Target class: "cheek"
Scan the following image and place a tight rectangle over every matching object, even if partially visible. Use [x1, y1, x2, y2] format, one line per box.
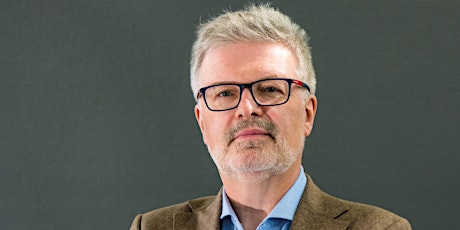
[270, 106, 306, 139]
[201, 113, 230, 146]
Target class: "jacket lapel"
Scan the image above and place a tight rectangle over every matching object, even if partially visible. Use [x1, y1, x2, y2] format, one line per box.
[173, 190, 222, 230]
[290, 174, 350, 230]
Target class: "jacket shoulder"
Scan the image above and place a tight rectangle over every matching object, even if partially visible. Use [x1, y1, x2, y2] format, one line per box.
[129, 196, 217, 230]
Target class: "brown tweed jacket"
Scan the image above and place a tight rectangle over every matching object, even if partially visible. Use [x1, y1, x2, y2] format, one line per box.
[130, 174, 411, 229]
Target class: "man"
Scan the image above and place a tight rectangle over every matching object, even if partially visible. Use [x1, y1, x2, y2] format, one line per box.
[131, 4, 411, 230]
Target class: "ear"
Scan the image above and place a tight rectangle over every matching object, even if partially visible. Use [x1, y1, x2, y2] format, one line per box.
[194, 102, 205, 137]
[194, 104, 205, 134]
[304, 95, 317, 137]
[195, 104, 209, 145]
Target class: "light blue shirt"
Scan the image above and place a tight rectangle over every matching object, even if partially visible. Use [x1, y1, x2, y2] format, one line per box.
[220, 167, 307, 230]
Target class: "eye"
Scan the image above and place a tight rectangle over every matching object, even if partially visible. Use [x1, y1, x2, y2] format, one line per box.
[218, 90, 233, 97]
[260, 85, 284, 94]
[263, 86, 279, 93]
[214, 87, 238, 98]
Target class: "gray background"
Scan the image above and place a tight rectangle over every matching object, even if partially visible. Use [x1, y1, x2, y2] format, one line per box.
[1, 0, 458, 229]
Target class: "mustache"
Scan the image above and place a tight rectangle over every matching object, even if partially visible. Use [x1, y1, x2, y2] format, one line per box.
[226, 118, 278, 144]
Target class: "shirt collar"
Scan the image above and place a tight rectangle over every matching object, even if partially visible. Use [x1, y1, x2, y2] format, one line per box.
[220, 166, 307, 221]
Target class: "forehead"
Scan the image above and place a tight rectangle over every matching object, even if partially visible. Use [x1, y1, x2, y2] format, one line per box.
[199, 42, 298, 86]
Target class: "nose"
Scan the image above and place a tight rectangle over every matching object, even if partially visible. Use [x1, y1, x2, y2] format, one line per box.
[235, 88, 263, 118]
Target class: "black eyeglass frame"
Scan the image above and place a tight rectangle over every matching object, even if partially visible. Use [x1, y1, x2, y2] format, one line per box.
[196, 78, 311, 112]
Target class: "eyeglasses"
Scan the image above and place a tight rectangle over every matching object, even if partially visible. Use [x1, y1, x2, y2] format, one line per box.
[197, 78, 310, 111]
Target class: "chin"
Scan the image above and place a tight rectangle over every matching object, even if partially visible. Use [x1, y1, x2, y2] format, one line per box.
[219, 160, 294, 184]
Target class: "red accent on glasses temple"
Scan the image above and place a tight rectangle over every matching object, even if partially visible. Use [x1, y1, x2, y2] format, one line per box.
[292, 79, 305, 86]
[291, 79, 311, 92]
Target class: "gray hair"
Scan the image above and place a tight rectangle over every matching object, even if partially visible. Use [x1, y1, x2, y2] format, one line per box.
[190, 4, 316, 99]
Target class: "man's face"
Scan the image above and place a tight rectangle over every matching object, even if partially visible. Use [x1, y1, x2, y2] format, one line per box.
[194, 42, 317, 182]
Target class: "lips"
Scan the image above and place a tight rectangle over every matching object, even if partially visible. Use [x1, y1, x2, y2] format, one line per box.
[226, 119, 278, 146]
[233, 128, 271, 141]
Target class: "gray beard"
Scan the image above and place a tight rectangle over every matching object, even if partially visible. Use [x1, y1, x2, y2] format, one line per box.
[208, 118, 305, 183]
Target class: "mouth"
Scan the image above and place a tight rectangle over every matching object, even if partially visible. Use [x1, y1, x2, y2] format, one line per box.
[225, 119, 278, 146]
[230, 128, 274, 144]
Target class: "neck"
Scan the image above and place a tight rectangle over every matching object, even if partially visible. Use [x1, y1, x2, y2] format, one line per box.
[221, 163, 301, 229]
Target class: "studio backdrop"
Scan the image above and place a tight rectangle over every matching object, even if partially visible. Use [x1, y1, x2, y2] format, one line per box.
[1, 0, 458, 229]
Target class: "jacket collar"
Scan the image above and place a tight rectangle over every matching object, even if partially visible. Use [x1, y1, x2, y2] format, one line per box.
[172, 174, 351, 229]
[173, 190, 222, 230]
[290, 174, 350, 229]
